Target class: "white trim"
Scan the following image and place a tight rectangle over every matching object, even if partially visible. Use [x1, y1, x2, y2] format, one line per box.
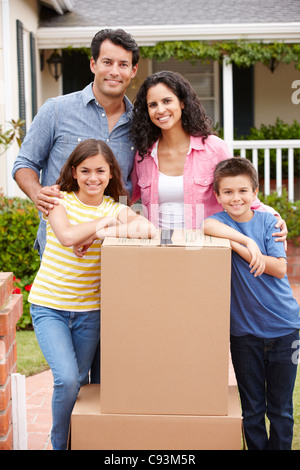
[11, 373, 28, 450]
[222, 60, 234, 155]
[1, 0, 15, 197]
[49, 0, 64, 14]
[41, 0, 74, 15]
[213, 61, 220, 126]
[232, 140, 300, 149]
[36, 22, 300, 49]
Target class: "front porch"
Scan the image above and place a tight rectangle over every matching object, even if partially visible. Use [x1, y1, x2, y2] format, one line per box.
[222, 60, 300, 202]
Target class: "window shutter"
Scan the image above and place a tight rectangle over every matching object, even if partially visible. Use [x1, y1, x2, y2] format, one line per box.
[16, 19, 26, 136]
[30, 32, 38, 119]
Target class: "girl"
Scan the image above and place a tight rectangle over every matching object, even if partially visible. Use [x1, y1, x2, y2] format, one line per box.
[130, 70, 287, 238]
[29, 139, 157, 450]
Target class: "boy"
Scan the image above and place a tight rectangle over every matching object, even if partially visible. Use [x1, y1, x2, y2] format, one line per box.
[204, 157, 300, 450]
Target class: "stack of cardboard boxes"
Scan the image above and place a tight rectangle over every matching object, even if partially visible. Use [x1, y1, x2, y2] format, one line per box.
[70, 230, 242, 450]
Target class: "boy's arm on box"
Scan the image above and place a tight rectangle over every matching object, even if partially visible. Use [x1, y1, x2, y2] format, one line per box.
[230, 241, 287, 279]
[203, 218, 265, 277]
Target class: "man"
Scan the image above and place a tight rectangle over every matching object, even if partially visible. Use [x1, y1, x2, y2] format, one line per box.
[12, 28, 139, 256]
[12, 28, 139, 384]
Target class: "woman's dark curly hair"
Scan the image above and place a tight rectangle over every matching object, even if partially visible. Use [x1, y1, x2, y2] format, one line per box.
[130, 70, 214, 161]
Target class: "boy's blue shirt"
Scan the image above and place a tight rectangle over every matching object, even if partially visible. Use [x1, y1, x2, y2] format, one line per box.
[208, 210, 300, 338]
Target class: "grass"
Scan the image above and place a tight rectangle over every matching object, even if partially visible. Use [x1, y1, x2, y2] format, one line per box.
[293, 369, 300, 450]
[16, 329, 300, 450]
[16, 329, 49, 377]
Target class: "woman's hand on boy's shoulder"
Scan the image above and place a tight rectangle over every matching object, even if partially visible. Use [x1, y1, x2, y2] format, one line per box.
[272, 215, 288, 251]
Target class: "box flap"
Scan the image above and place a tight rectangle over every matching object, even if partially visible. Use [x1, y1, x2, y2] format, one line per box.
[102, 229, 230, 248]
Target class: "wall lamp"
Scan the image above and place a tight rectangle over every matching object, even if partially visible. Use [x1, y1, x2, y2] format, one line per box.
[47, 50, 64, 80]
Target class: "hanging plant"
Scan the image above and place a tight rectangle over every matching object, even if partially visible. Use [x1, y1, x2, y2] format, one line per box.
[63, 41, 300, 70]
[139, 41, 300, 70]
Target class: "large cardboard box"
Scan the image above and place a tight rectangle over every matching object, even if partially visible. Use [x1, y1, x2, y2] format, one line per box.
[70, 384, 242, 450]
[100, 230, 231, 416]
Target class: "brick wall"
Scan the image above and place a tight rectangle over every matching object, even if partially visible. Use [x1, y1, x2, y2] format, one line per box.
[0, 273, 23, 450]
[287, 240, 300, 285]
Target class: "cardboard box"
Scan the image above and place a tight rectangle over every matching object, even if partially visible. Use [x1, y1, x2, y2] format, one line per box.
[70, 384, 242, 450]
[100, 230, 231, 416]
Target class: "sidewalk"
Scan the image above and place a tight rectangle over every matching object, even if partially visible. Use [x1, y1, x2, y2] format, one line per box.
[25, 284, 300, 451]
[26, 369, 53, 450]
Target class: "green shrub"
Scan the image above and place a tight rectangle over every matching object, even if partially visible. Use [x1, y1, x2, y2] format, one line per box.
[0, 193, 40, 328]
[258, 188, 300, 244]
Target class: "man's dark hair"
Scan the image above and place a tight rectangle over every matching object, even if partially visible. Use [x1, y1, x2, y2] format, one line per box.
[91, 28, 140, 67]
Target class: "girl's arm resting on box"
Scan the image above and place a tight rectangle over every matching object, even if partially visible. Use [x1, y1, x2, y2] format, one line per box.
[230, 241, 287, 279]
[48, 203, 101, 247]
[203, 218, 265, 277]
[72, 216, 121, 257]
[96, 206, 159, 240]
[72, 208, 159, 258]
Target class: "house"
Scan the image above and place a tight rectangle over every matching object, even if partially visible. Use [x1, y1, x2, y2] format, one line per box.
[1, 0, 300, 198]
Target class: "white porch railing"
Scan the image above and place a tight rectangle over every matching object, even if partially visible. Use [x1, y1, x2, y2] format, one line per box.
[232, 140, 300, 202]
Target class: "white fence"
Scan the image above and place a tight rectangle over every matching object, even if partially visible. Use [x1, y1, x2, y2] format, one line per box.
[232, 140, 300, 202]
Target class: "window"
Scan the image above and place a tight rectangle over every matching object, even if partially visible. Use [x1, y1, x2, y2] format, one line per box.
[153, 58, 219, 124]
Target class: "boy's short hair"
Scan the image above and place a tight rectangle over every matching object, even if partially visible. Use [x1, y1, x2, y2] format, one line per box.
[213, 157, 259, 194]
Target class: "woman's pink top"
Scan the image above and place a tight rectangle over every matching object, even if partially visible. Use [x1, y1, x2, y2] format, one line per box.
[131, 135, 270, 228]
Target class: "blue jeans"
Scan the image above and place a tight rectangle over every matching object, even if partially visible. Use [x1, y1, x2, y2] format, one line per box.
[30, 304, 100, 450]
[230, 330, 299, 450]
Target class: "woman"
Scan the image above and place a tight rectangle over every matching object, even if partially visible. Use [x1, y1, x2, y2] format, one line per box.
[130, 71, 287, 237]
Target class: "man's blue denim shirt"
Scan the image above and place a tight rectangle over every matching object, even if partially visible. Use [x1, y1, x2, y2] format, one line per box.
[12, 83, 136, 256]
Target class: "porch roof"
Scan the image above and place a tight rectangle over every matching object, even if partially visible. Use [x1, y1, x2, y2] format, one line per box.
[37, 0, 300, 48]
[39, 0, 300, 27]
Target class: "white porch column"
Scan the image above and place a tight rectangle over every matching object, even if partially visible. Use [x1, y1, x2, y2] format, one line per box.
[222, 58, 234, 155]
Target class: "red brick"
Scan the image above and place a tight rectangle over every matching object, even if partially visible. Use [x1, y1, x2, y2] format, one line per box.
[288, 275, 300, 284]
[0, 423, 13, 450]
[286, 240, 300, 285]
[287, 256, 300, 266]
[0, 329, 15, 353]
[0, 272, 24, 451]
[0, 273, 13, 308]
[0, 400, 11, 437]
[288, 245, 300, 257]
[0, 377, 11, 411]
[295, 266, 300, 276]
[287, 264, 294, 276]
[0, 343, 15, 386]
[0, 294, 23, 336]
